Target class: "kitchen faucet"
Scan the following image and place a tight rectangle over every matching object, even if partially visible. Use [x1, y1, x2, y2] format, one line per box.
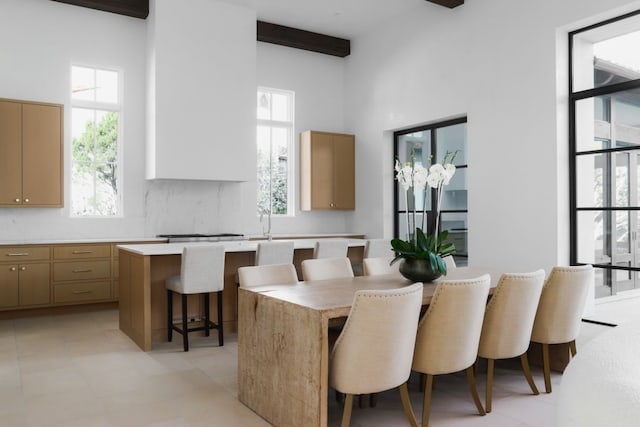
[259, 206, 272, 241]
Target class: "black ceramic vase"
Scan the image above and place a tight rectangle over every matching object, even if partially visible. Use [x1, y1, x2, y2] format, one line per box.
[399, 258, 443, 283]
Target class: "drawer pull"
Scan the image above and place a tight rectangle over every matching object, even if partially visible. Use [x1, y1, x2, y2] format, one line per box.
[72, 250, 94, 254]
[6, 253, 29, 257]
[72, 269, 92, 273]
[72, 290, 92, 294]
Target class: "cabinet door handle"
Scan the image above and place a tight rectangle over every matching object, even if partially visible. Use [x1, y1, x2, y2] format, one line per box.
[24, 198, 30, 203]
[6, 253, 29, 257]
[72, 269, 92, 273]
[72, 290, 92, 294]
[9, 267, 16, 272]
[20, 267, 26, 271]
[14, 198, 20, 203]
[72, 250, 93, 254]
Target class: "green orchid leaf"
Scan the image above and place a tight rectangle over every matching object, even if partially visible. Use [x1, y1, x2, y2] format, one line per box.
[416, 228, 429, 252]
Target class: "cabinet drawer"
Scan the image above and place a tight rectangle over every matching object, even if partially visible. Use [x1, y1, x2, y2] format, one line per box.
[0, 246, 50, 261]
[54, 245, 110, 260]
[54, 281, 111, 303]
[53, 260, 110, 282]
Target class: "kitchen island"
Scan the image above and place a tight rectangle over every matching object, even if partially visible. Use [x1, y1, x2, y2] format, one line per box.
[117, 238, 365, 351]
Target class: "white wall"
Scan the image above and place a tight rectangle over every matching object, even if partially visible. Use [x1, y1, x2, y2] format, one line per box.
[4, 0, 640, 252]
[345, 0, 640, 271]
[0, 0, 354, 241]
[0, 0, 148, 240]
[255, 42, 353, 236]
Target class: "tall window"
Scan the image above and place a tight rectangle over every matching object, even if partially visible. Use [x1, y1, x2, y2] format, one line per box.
[570, 11, 640, 298]
[70, 65, 121, 217]
[257, 87, 294, 217]
[393, 118, 468, 266]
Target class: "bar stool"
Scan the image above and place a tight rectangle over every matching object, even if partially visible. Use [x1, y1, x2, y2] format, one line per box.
[313, 238, 349, 259]
[255, 240, 294, 265]
[166, 244, 225, 352]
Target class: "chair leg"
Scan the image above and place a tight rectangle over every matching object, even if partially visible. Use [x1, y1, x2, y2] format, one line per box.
[399, 382, 418, 427]
[520, 353, 539, 395]
[217, 290, 224, 346]
[569, 340, 577, 357]
[369, 392, 378, 407]
[341, 393, 353, 427]
[466, 366, 485, 416]
[485, 358, 494, 413]
[422, 374, 434, 427]
[542, 343, 551, 393]
[167, 289, 173, 342]
[204, 293, 210, 337]
[359, 394, 367, 408]
[181, 294, 189, 352]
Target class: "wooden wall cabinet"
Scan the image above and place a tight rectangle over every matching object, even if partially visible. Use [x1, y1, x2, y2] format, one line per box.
[0, 98, 63, 207]
[300, 130, 355, 211]
[0, 246, 50, 308]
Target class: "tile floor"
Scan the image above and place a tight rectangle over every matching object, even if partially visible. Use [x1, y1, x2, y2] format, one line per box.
[0, 296, 637, 427]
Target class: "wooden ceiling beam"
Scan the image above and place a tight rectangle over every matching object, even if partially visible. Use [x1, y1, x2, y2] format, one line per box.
[50, 0, 149, 19]
[257, 21, 350, 58]
[426, 0, 464, 8]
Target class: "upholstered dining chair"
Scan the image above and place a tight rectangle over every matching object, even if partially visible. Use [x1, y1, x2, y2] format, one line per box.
[362, 256, 400, 276]
[412, 274, 491, 427]
[530, 265, 593, 393]
[313, 238, 349, 259]
[237, 263, 298, 288]
[255, 240, 294, 266]
[363, 238, 392, 258]
[330, 282, 424, 427]
[301, 257, 354, 281]
[477, 270, 545, 412]
[165, 244, 225, 352]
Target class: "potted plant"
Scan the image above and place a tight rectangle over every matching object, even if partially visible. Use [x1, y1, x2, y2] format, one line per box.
[391, 150, 458, 282]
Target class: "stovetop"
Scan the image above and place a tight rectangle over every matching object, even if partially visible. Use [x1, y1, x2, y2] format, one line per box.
[157, 233, 246, 242]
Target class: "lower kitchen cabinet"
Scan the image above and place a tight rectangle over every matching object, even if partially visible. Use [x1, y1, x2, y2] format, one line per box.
[52, 244, 121, 306]
[0, 246, 50, 308]
[0, 240, 162, 312]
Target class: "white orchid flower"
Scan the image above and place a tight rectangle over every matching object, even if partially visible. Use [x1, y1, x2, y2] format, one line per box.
[413, 164, 429, 191]
[395, 160, 413, 191]
[443, 163, 456, 185]
[426, 164, 444, 188]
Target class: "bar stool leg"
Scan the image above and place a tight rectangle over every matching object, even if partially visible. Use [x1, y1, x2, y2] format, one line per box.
[217, 290, 224, 346]
[204, 293, 211, 337]
[167, 290, 173, 342]
[182, 294, 189, 352]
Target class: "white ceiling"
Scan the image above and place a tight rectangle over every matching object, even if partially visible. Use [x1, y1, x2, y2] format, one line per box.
[219, 0, 431, 39]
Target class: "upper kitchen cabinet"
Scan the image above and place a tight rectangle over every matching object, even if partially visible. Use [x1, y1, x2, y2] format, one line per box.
[300, 130, 355, 211]
[145, 0, 256, 181]
[0, 99, 63, 207]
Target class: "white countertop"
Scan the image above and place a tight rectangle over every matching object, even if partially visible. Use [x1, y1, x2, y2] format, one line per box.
[0, 237, 167, 246]
[118, 238, 366, 256]
[246, 232, 365, 240]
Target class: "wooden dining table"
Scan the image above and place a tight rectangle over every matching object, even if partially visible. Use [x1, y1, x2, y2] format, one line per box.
[237, 266, 501, 427]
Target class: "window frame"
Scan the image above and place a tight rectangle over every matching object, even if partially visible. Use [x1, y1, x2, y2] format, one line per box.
[70, 64, 123, 218]
[256, 86, 295, 217]
[393, 117, 469, 263]
[569, 10, 640, 297]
